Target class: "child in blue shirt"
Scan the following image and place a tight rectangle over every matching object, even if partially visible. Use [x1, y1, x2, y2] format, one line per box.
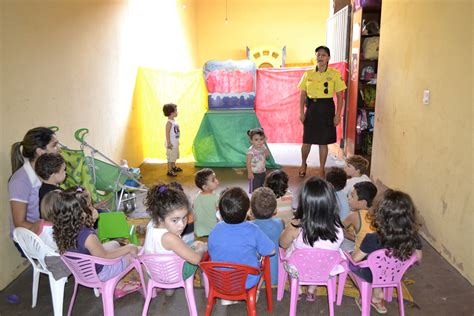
[326, 167, 350, 220]
[209, 187, 275, 290]
[250, 187, 284, 286]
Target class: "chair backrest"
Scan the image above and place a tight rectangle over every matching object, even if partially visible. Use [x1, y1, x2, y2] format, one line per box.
[199, 261, 260, 295]
[367, 249, 417, 286]
[61, 252, 119, 288]
[139, 253, 185, 284]
[287, 248, 341, 283]
[13, 227, 57, 271]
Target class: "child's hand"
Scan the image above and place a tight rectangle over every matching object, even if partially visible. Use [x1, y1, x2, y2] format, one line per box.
[192, 241, 208, 252]
[167, 143, 173, 149]
[248, 172, 254, 180]
[128, 244, 139, 256]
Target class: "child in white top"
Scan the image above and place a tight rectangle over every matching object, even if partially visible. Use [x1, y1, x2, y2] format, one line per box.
[163, 103, 182, 177]
[279, 177, 344, 302]
[343, 155, 372, 196]
[246, 128, 269, 193]
[143, 183, 207, 294]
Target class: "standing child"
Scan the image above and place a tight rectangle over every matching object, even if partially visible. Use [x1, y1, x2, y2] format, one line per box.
[326, 167, 350, 221]
[341, 182, 377, 251]
[250, 187, 284, 285]
[343, 155, 371, 196]
[143, 183, 207, 295]
[265, 170, 296, 224]
[163, 103, 182, 177]
[52, 192, 138, 281]
[350, 189, 422, 314]
[209, 187, 275, 291]
[279, 177, 345, 302]
[246, 128, 270, 193]
[35, 153, 66, 214]
[193, 168, 220, 241]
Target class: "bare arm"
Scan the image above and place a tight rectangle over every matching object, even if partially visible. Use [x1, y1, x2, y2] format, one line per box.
[342, 211, 358, 241]
[334, 91, 344, 126]
[279, 219, 300, 249]
[161, 232, 206, 265]
[11, 201, 41, 234]
[85, 233, 138, 259]
[299, 90, 307, 123]
[246, 154, 254, 180]
[351, 248, 368, 262]
[415, 249, 423, 262]
[165, 121, 172, 149]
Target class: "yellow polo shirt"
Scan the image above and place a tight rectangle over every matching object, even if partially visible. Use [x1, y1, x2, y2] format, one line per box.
[298, 67, 347, 99]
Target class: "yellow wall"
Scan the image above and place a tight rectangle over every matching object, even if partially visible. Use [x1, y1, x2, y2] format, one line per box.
[195, 0, 329, 67]
[0, 0, 197, 289]
[372, 0, 473, 283]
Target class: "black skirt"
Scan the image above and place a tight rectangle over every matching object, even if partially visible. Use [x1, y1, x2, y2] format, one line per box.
[303, 98, 336, 145]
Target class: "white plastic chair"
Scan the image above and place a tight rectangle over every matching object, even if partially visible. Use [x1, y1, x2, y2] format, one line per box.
[13, 227, 67, 316]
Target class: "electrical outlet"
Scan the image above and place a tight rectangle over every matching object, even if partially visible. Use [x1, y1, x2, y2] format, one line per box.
[423, 90, 430, 105]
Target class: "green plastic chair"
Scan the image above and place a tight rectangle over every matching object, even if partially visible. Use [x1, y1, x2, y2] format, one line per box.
[97, 212, 139, 246]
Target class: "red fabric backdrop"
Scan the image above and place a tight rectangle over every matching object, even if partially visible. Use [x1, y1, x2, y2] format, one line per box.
[255, 62, 348, 144]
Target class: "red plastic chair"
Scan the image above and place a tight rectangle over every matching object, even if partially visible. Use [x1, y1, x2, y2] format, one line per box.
[345, 249, 418, 316]
[199, 256, 272, 316]
[61, 252, 143, 316]
[137, 253, 198, 316]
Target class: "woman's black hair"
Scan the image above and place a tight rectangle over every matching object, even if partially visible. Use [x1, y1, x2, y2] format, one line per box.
[315, 45, 331, 56]
[294, 177, 342, 246]
[11, 127, 55, 174]
[145, 182, 190, 226]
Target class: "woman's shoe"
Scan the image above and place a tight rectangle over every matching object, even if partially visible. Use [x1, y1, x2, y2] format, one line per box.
[298, 164, 307, 178]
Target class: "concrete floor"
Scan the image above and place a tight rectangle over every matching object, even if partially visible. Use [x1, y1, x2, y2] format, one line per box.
[1, 163, 473, 315]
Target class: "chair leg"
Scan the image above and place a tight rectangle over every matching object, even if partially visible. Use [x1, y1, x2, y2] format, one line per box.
[246, 287, 257, 316]
[102, 282, 116, 316]
[263, 271, 273, 312]
[48, 275, 67, 316]
[360, 283, 372, 316]
[32, 268, 40, 308]
[183, 276, 198, 316]
[336, 271, 348, 305]
[67, 282, 79, 316]
[141, 284, 153, 316]
[205, 291, 214, 316]
[289, 278, 299, 316]
[327, 283, 335, 316]
[397, 284, 405, 316]
[277, 268, 287, 301]
[384, 286, 394, 302]
[201, 272, 209, 298]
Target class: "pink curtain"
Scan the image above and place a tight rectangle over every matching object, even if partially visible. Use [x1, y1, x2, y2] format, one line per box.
[255, 62, 348, 144]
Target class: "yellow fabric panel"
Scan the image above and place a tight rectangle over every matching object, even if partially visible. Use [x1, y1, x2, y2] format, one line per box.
[131, 67, 208, 163]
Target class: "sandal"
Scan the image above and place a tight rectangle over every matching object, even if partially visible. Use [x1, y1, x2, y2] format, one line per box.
[173, 167, 183, 172]
[297, 293, 305, 301]
[355, 297, 387, 314]
[305, 292, 316, 302]
[166, 171, 177, 177]
[298, 164, 307, 178]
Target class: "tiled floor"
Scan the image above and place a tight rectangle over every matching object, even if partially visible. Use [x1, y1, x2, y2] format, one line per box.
[1, 163, 472, 315]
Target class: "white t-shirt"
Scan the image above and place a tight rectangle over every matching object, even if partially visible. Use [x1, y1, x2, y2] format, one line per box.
[165, 119, 180, 147]
[343, 174, 372, 197]
[143, 221, 174, 254]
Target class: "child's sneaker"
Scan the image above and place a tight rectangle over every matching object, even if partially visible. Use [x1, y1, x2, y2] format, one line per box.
[167, 171, 177, 177]
[221, 299, 239, 305]
[173, 167, 183, 172]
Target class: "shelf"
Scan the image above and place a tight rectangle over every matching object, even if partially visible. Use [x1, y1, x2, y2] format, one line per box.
[361, 34, 380, 37]
[359, 80, 377, 85]
[360, 58, 378, 62]
[358, 106, 376, 111]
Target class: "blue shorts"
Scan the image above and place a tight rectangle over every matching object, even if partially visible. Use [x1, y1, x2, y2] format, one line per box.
[98, 257, 127, 281]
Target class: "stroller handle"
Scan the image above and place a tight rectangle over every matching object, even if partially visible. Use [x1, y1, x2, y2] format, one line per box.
[75, 128, 89, 144]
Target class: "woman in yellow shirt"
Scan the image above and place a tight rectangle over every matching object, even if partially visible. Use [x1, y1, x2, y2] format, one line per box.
[298, 46, 347, 178]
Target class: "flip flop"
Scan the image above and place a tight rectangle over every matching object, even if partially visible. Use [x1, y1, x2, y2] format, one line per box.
[355, 297, 387, 314]
[298, 165, 307, 178]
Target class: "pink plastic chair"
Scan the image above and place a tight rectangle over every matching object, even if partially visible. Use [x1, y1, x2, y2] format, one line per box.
[277, 248, 348, 316]
[137, 253, 198, 316]
[61, 252, 143, 316]
[345, 249, 418, 316]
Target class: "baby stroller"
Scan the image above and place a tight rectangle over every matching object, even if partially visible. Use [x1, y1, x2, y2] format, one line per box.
[60, 128, 147, 213]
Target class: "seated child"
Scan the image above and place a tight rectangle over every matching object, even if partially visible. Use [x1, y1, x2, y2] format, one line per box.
[350, 189, 423, 314]
[279, 177, 344, 302]
[37, 190, 62, 251]
[143, 183, 207, 294]
[326, 167, 350, 221]
[343, 155, 372, 196]
[169, 181, 194, 245]
[264, 170, 296, 225]
[250, 187, 284, 286]
[35, 153, 66, 214]
[341, 181, 377, 252]
[209, 187, 275, 290]
[52, 191, 138, 281]
[193, 168, 220, 241]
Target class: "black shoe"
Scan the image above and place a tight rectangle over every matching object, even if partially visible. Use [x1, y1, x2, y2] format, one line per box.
[167, 171, 177, 177]
[173, 167, 183, 172]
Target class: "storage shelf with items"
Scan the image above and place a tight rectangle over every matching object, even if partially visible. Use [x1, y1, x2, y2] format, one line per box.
[345, 0, 381, 161]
